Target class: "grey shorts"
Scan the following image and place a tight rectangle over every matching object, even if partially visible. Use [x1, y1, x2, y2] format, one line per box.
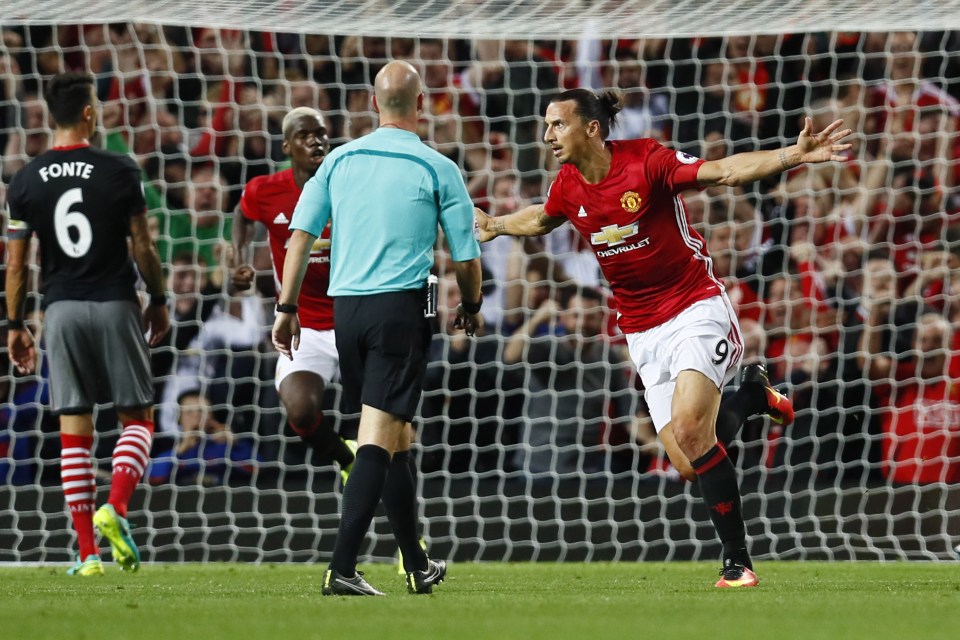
[44, 300, 154, 415]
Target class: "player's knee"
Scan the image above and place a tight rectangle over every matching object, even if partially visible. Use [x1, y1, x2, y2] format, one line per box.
[117, 407, 155, 429]
[287, 408, 323, 438]
[279, 376, 324, 436]
[674, 459, 697, 483]
[286, 403, 322, 438]
[670, 416, 712, 459]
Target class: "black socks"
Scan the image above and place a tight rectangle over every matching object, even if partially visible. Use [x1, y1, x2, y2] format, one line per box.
[381, 450, 428, 573]
[329, 444, 390, 576]
[291, 418, 356, 468]
[715, 383, 770, 446]
[691, 443, 751, 568]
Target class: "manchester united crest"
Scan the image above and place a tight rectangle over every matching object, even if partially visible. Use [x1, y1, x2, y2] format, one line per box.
[620, 191, 641, 213]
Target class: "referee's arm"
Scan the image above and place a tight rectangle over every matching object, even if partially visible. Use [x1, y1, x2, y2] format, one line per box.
[452, 257, 484, 336]
[272, 229, 314, 358]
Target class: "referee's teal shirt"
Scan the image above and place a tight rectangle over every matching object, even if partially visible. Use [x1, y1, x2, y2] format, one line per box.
[290, 127, 480, 296]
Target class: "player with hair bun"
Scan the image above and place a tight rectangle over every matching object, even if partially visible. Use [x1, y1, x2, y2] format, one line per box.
[476, 87, 851, 588]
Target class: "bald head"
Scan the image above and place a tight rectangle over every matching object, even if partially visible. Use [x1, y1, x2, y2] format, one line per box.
[373, 60, 422, 117]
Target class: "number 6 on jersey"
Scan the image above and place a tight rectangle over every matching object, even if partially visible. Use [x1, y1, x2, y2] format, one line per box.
[54, 187, 93, 258]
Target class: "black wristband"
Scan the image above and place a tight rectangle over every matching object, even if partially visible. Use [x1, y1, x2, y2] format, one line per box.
[461, 295, 483, 315]
[7, 318, 25, 330]
[276, 303, 299, 314]
[149, 293, 168, 307]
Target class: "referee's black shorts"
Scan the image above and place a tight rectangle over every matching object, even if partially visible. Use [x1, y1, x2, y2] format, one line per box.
[334, 289, 432, 423]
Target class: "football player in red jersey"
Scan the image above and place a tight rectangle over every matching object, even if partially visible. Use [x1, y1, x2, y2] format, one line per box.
[475, 88, 851, 587]
[230, 107, 356, 479]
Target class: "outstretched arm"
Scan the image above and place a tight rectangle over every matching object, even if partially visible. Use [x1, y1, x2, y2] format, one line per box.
[474, 204, 565, 242]
[697, 117, 853, 188]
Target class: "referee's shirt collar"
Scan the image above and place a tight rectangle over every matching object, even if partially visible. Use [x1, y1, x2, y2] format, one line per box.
[374, 126, 419, 139]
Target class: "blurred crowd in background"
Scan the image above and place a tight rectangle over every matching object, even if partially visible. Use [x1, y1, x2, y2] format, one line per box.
[1, 24, 960, 487]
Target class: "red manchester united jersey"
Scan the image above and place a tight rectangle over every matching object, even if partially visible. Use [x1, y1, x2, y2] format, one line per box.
[544, 139, 720, 333]
[240, 168, 333, 330]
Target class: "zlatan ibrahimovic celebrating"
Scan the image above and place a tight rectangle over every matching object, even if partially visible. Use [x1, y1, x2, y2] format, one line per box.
[475, 88, 852, 587]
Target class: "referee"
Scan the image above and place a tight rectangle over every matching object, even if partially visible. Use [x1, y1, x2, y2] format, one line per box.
[273, 60, 483, 596]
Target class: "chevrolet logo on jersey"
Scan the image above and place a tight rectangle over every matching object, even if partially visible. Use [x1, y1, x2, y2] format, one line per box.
[590, 223, 639, 247]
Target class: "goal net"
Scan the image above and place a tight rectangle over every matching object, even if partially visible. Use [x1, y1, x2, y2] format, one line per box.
[3, 1, 960, 565]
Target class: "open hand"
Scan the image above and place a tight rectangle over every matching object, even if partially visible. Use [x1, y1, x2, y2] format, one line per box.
[7, 328, 37, 375]
[796, 117, 853, 164]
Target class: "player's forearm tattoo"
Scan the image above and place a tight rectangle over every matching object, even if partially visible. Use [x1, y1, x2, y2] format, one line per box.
[495, 219, 506, 235]
[778, 149, 790, 171]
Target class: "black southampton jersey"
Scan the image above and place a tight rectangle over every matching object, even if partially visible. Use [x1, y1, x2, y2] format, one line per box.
[5, 144, 145, 307]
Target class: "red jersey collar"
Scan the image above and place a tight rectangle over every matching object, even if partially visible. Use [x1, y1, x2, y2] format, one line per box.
[51, 143, 91, 151]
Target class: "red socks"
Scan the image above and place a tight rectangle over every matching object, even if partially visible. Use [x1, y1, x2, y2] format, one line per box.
[60, 433, 97, 559]
[107, 421, 154, 518]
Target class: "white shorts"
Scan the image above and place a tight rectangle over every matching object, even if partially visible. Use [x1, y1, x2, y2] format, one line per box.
[275, 328, 339, 390]
[625, 295, 743, 433]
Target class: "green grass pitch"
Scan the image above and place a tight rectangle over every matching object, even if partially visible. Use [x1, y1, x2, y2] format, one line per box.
[2, 561, 959, 639]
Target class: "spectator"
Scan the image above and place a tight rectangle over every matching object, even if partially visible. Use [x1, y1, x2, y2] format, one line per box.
[342, 87, 374, 140]
[421, 272, 519, 473]
[157, 285, 266, 437]
[866, 30, 959, 190]
[607, 48, 670, 141]
[0, 42, 25, 153]
[460, 39, 559, 179]
[830, 249, 917, 474]
[501, 254, 566, 336]
[904, 238, 960, 314]
[151, 250, 218, 432]
[504, 287, 634, 476]
[149, 390, 257, 486]
[476, 173, 541, 329]
[338, 35, 389, 87]
[157, 162, 232, 274]
[2, 92, 48, 181]
[861, 311, 960, 484]
[413, 38, 491, 185]
[189, 28, 249, 160]
[702, 196, 763, 322]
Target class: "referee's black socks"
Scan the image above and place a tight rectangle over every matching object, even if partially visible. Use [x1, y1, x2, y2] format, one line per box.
[381, 450, 428, 573]
[329, 444, 390, 576]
